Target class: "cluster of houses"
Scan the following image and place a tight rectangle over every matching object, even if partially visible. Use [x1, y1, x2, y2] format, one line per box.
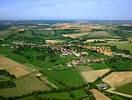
[1, 41, 108, 69]
[52, 45, 106, 67]
[87, 58, 104, 63]
[67, 57, 104, 67]
[96, 83, 109, 90]
[78, 45, 113, 56]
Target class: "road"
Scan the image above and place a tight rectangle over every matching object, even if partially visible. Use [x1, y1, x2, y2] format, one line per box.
[113, 52, 132, 59]
[106, 88, 132, 98]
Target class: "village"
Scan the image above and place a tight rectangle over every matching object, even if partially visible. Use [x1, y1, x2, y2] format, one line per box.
[0, 21, 132, 100]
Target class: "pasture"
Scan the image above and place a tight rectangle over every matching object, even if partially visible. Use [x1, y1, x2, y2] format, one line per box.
[39, 89, 87, 99]
[115, 82, 132, 95]
[85, 31, 113, 38]
[0, 72, 51, 97]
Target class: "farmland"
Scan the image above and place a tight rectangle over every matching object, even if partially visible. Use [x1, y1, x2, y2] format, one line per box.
[0, 72, 51, 97]
[0, 21, 132, 99]
[0, 47, 85, 87]
[86, 31, 113, 38]
[106, 55, 132, 71]
[90, 89, 111, 100]
[0, 56, 53, 97]
[115, 83, 132, 95]
[63, 32, 90, 39]
[0, 56, 33, 78]
[103, 71, 132, 87]
[81, 69, 111, 82]
[97, 41, 132, 54]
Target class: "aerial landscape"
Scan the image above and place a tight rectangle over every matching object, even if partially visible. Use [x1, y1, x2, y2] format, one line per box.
[0, 0, 132, 100]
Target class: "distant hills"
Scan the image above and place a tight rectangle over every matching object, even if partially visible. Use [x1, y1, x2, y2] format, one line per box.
[0, 20, 132, 25]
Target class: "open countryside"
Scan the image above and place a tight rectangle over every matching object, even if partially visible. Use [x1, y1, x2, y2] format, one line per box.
[0, 0, 132, 99]
[0, 20, 132, 100]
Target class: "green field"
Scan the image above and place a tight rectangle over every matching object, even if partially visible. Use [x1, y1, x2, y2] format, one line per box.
[43, 69, 85, 86]
[0, 72, 50, 97]
[18, 89, 89, 100]
[0, 30, 14, 39]
[3, 29, 73, 44]
[89, 62, 109, 70]
[87, 31, 113, 38]
[106, 55, 132, 71]
[110, 95, 128, 100]
[40, 92, 71, 100]
[78, 65, 93, 71]
[115, 83, 132, 95]
[0, 47, 85, 87]
[39, 89, 87, 99]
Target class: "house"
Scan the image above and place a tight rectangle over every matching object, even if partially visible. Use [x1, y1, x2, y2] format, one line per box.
[96, 83, 109, 90]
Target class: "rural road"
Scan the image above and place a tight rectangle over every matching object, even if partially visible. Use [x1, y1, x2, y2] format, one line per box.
[106, 88, 132, 98]
[74, 65, 88, 84]
[113, 52, 132, 59]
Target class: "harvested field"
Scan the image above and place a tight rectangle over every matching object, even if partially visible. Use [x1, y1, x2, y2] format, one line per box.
[0, 72, 51, 97]
[90, 89, 111, 100]
[81, 69, 111, 82]
[0, 56, 34, 78]
[46, 40, 63, 44]
[103, 71, 132, 87]
[63, 32, 90, 38]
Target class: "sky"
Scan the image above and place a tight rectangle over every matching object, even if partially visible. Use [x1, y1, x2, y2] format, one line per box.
[0, 0, 132, 20]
